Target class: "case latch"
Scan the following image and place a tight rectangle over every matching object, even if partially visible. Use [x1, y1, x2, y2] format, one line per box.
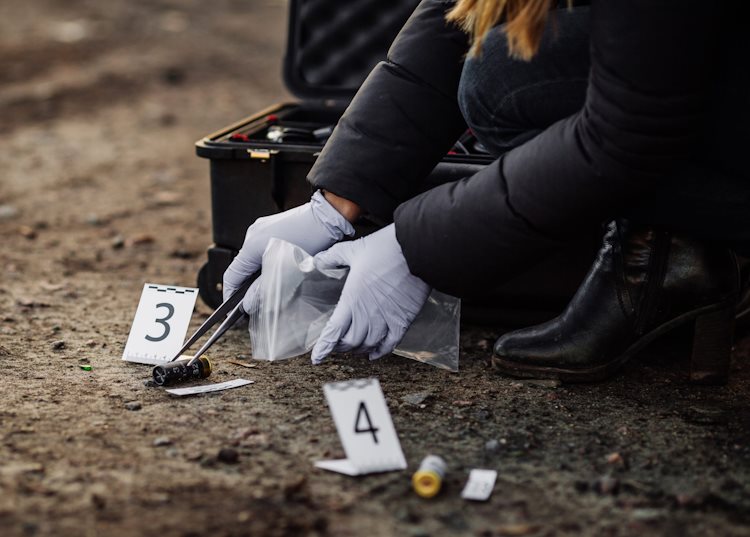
[247, 148, 279, 161]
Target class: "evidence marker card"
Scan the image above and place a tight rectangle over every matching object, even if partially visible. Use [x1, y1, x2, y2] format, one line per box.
[122, 283, 198, 365]
[315, 378, 407, 476]
[461, 469, 497, 501]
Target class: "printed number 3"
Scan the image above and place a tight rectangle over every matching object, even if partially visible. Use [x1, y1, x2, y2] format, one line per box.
[354, 401, 379, 444]
[146, 302, 174, 342]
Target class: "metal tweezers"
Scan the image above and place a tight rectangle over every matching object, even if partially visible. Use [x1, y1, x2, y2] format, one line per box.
[170, 273, 259, 367]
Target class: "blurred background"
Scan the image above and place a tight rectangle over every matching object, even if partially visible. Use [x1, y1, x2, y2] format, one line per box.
[0, 0, 289, 274]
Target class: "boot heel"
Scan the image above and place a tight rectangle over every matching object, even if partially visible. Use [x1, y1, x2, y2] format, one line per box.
[690, 305, 734, 385]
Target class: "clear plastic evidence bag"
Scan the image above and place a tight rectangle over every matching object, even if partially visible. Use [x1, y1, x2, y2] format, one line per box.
[246, 238, 460, 372]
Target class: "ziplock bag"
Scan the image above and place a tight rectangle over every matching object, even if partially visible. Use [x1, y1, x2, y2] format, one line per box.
[246, 238, 460, 371]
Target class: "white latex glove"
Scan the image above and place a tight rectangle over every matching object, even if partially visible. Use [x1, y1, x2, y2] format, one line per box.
[310, 223, 430, 363]
[222, 191, 355, 311]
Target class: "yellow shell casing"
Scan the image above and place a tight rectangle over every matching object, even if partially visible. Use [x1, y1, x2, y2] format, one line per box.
[412, 469, 442, 498]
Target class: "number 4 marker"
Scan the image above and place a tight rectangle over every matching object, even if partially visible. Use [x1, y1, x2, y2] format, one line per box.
[355, 401, 379, 444]
[315, 378, 407, 476]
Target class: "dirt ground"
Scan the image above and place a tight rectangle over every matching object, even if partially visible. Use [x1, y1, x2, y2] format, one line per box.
[1, 1, 749, 536]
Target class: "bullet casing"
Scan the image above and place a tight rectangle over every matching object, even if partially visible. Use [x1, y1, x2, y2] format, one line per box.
[412, 455, 447, 498]
[152, 357, 211, 386]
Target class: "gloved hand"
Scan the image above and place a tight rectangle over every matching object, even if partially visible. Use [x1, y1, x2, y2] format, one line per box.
[223, 190, 355, 312]
[310, 223, 430, 364]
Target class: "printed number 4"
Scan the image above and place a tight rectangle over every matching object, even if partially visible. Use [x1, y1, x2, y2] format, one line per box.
[354, 401, 379, 444]
[146, 302, 174, 342]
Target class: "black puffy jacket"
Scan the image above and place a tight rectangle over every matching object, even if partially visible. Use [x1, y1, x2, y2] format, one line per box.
[309, 0, 748, 296]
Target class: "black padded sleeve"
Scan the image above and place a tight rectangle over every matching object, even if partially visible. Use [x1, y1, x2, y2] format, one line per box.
[395, 0, 719, 296]
[307, 0, 469, 221]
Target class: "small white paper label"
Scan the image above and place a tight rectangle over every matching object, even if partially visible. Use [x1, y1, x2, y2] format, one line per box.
[165, 379, 253, 396]
[315, 378, 406, 476]
[461, 469, 497, 501]
[122, 283, 198, 365]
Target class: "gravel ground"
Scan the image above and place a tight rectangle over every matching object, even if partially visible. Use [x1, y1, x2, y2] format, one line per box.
[1, 1, 749, 536]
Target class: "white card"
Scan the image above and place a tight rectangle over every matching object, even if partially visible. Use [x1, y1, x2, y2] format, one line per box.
[165, 379, 253, 396]
[315, 378, 406, 476]
[122, 283, 199, 365]
[461, 469, 497, 501]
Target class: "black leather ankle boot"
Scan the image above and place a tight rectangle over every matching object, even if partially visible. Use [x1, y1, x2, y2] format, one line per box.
[492, 220, 741, 384]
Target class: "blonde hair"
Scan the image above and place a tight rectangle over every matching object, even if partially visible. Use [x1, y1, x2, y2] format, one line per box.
[446, 0, 555, 60]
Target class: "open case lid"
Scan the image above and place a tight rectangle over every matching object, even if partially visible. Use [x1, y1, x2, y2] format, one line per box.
[283, 0, 421, 101]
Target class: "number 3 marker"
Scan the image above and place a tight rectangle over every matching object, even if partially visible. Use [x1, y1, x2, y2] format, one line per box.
[145, 302, 175, 342]
[123, 284, 198, 365]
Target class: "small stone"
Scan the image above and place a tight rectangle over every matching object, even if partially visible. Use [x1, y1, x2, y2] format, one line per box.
[127, 233, 155, 246]
[18, 225, 37, 239]
[229, 427, 259, 441]
[606, 452, 626, 467]
[85, 214, 103, 226]
[217, 448, 239, 464]
[452, 400, 473, 407]
[143, 379, 157, 388]
[153, 436, 172, 447]
[111, 235, 125, 249]
[0, 204, 19, 220]
[402, 392, 431, 406]
[292, 413, 311, 423]
[474, 408, 492, 421]
[162, 66, 186, 85]
[51, 20, 91, 43]
[169, 248, 196, 259]
[0, 345, 10, 357]
[485, 439, 500, 453]
[51, 340, 66, 350]
[85, 339, 97, 347]
[152, 191, 182, 206]
[0, 462, 44, 476]
[594, 475, 619, 495]
[124, 401, 142, 411]
[91, 493, 106, 510]
[632, 508, 663, 522]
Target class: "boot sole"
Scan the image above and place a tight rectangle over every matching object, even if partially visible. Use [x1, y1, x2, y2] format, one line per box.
[491, 300, 735, 384]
